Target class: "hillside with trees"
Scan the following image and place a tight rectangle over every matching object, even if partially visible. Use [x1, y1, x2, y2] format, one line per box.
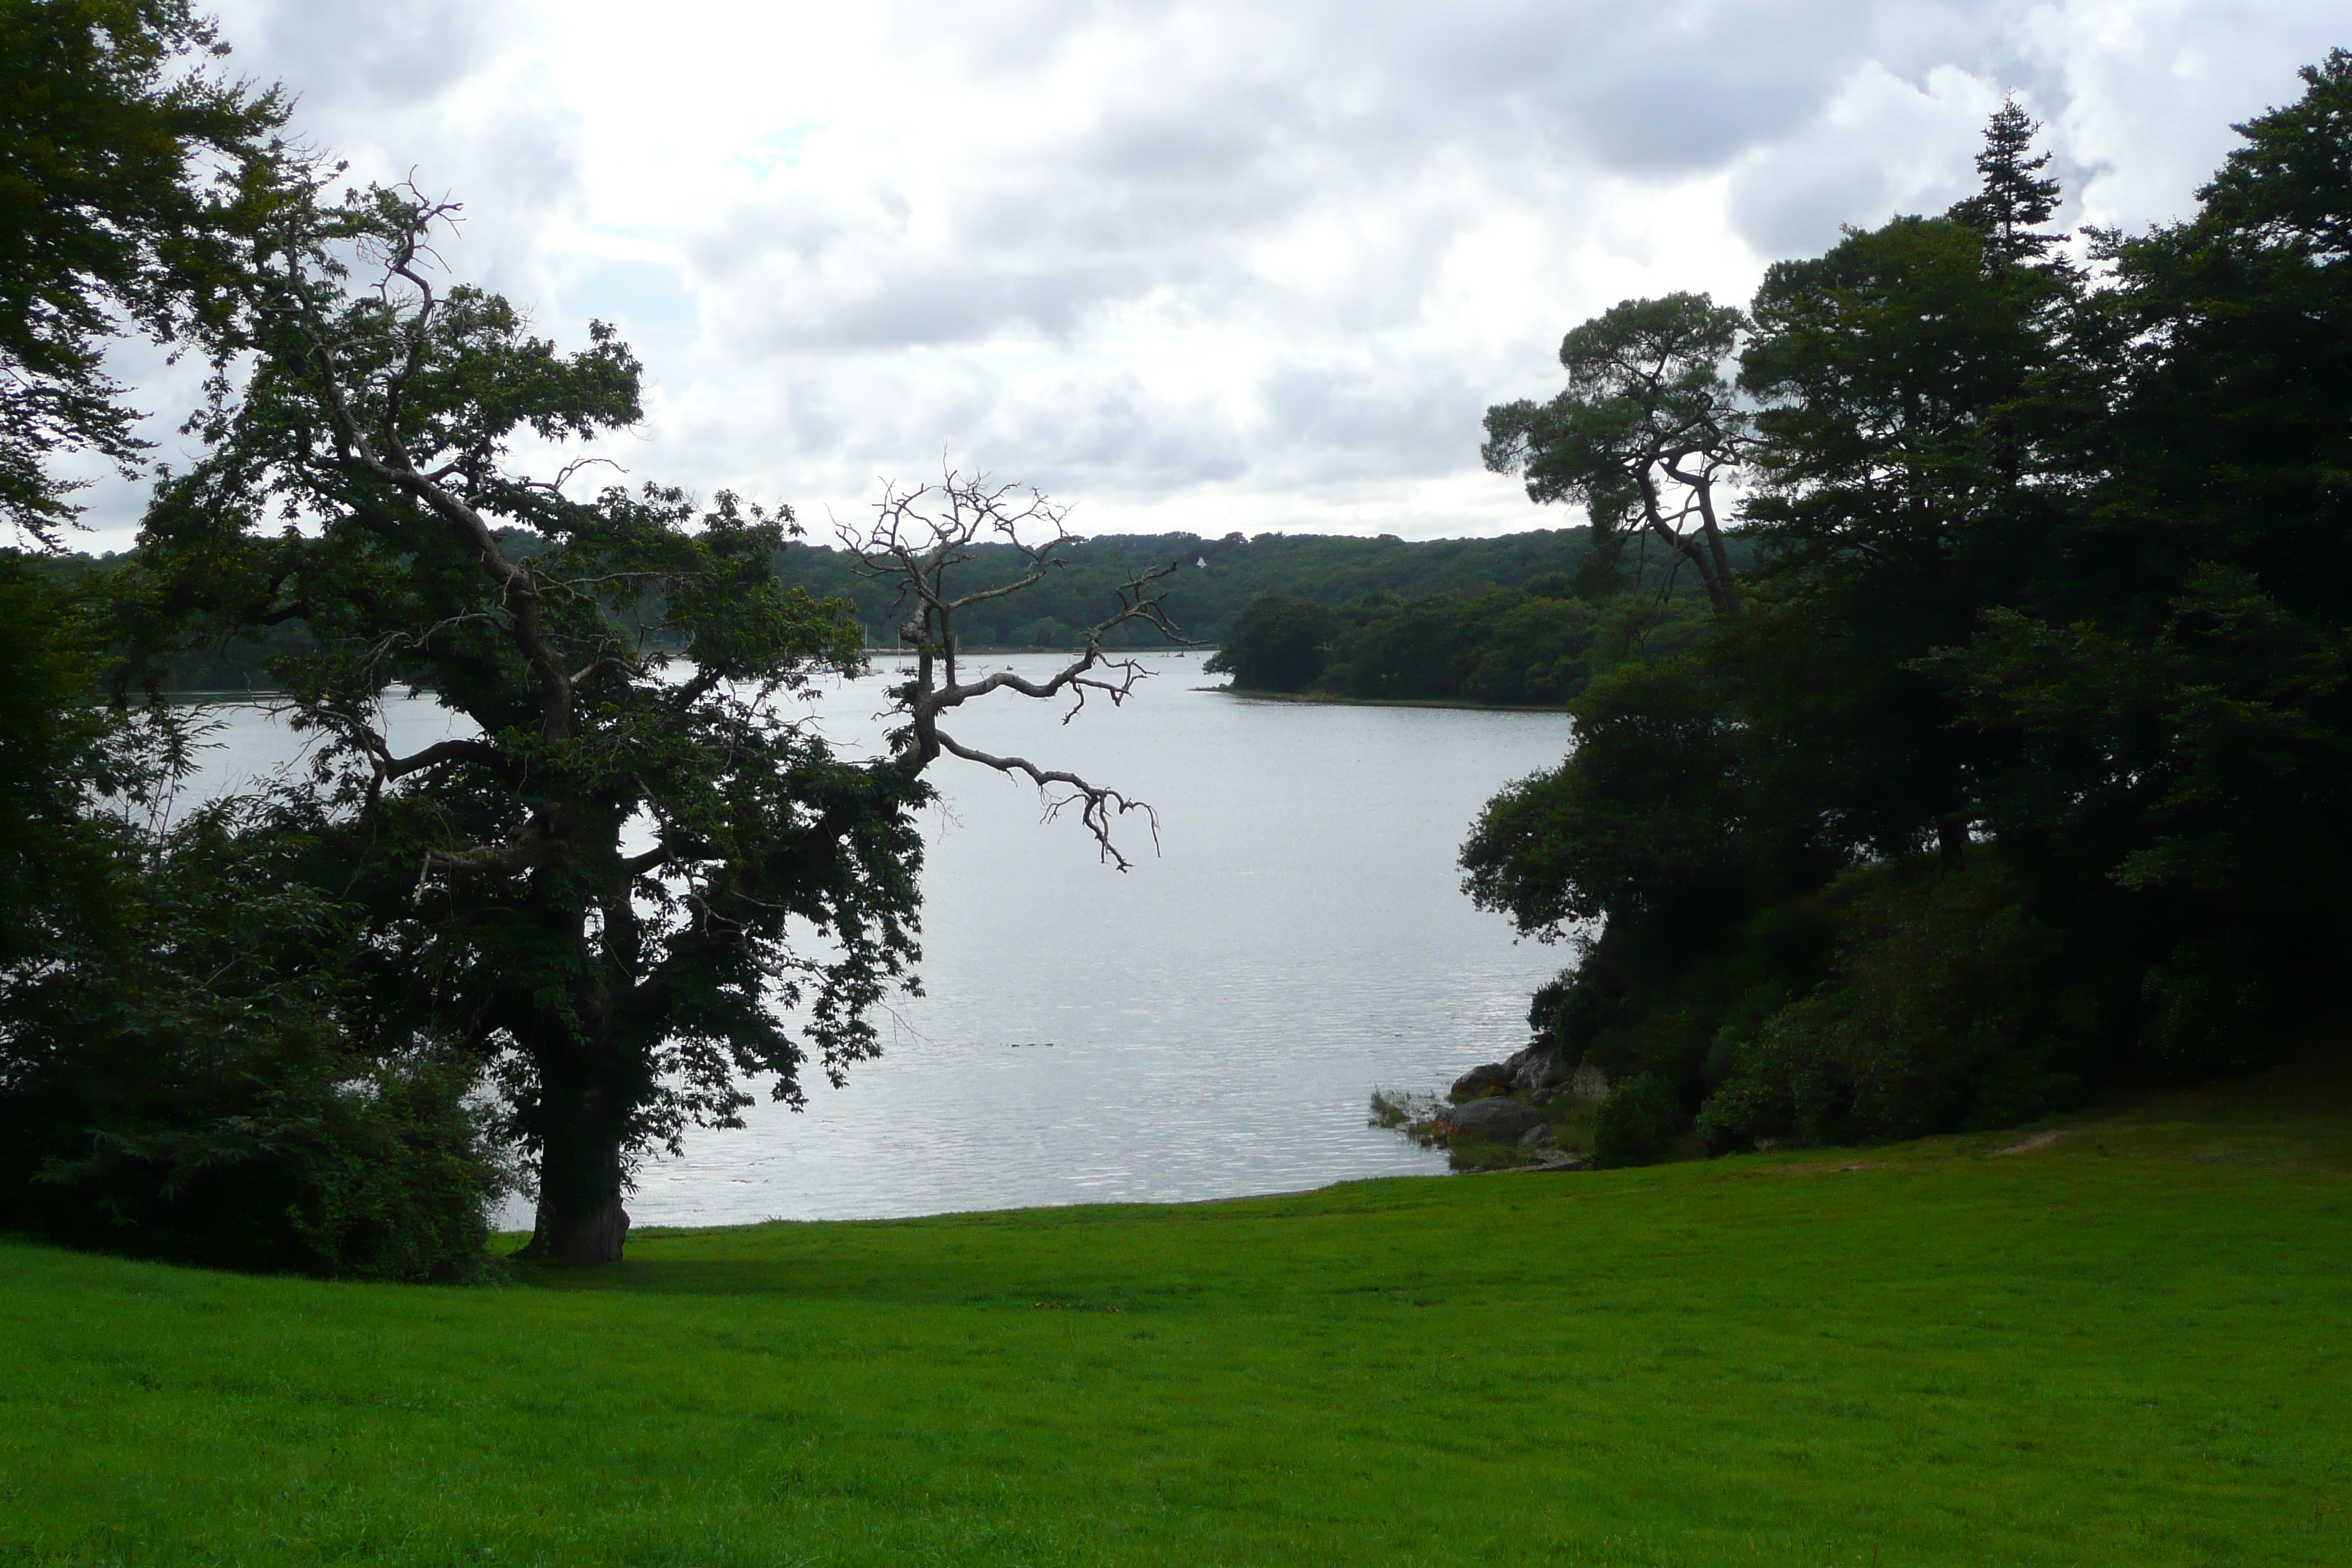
[23, 524, 1613, 688]
[1200, 532, 1752, 704]
[771, 526, 1604, 649]
[1202, 582, 1705, 706]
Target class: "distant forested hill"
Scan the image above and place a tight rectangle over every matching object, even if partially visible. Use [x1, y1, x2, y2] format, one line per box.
[23, 527, 1623, 687]
[772, 527, 1607, 649]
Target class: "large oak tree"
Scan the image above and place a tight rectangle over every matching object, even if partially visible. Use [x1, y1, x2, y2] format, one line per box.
[138, 186, 1178, 1262]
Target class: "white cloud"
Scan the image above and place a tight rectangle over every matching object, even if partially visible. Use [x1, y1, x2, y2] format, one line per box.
[61, 0, 2352, 549]
[1728, 63, 2007, 257]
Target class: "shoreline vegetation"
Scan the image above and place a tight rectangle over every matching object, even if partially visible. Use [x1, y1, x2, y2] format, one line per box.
[1201, 573, 1715, 708]
[1210, 685, 1571, 713]
[15, 526, 1610, 693]
[1422, 75, 2352, 1180]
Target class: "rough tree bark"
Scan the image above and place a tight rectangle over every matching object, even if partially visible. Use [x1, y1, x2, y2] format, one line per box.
[1640, 442, 1741, 619]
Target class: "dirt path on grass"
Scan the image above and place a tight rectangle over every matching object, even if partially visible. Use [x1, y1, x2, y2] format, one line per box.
[1990, 1129, 2068, 1156]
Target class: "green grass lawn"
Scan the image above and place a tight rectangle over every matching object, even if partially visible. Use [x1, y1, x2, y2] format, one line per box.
[4, 1068, 2350, 1567]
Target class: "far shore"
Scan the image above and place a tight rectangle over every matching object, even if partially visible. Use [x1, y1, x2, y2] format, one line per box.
[1206, 685, 1574, 715]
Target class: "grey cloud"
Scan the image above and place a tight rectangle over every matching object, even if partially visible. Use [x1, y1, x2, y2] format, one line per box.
[644, 356, 1249, 510]
[690, 192, 878, 282]
[1252, 352, 1490, 485]
[118, 0, 2352, 544]
[690, 1, 2039, 361]
[1730, 151, 1903, 260]
[213, 0, 582, 238]
[461, 102, 588, 219]
[1460, 1, 1873, 173]
[988, 372, 1248, 489]
[689, 53, 1488, 356]
[889, 0, 2010, 182]
[226, 0, 496, 113]
[759, 263, 1146, 351]
[559, 259, 696, 347]
[690, 179, 1191, 351]
[887, 0, 1145, 75]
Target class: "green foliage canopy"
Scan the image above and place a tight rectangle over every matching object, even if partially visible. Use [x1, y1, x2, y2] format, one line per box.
[1482, 292, 1746, 617]
[127, 185, 930, 1264]
[0, 0, 285, 543]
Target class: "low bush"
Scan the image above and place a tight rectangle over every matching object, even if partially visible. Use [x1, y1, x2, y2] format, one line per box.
[1696, 856, 2110, 1153]
[1592, 1073, 1678, 1167]
[0, 800, 508, 1280]
[2138, 936, 2285, 1077]
[18, 1041, 505, 1281]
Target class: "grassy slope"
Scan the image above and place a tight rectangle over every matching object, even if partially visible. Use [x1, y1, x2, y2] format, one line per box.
[3, 1071, 2349, 1567]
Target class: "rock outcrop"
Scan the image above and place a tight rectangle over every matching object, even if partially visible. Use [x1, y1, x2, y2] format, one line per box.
[1501, 1030, 1571, 1093]
[1450, 1063, 1515, 1099]
[1568, 1060, 1611, 1104]
[1436, 1096, 1542, 1143]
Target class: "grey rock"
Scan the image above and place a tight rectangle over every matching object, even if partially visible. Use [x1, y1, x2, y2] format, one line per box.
[1503, 1040, 1569, 1093]
[1518, 1123, 1557, 1150]
[1439, 1097, 1542, 1142]
[1451, 1063, 1515, 1100]
[1569, 1060, 1612, 1104]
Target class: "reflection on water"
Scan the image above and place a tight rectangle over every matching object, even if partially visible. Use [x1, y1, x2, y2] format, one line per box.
[180, 652, 1577, 1223]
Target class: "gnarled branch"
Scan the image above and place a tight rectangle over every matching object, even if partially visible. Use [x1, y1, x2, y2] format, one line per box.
[837, 462, 1190, 868]
[932, 729, 1158, 872]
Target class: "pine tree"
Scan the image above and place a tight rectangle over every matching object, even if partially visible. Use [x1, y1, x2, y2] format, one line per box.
[1948, 98, 2062, 266]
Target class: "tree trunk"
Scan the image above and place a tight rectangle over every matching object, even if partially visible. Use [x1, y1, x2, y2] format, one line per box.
[518, 1077, 633, 1264]
[525, 1188, 630, 1264]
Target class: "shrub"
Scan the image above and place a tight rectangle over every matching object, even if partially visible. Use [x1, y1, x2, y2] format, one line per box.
[1696, 856, 2108, 1153]
[1203, 598, 1340, 691]
[2138, 937, 2283, 1077]
[0, 799, 508, 1280]
[1592, 1073, 1678, 1167]
[18, 1041, 506, 1281]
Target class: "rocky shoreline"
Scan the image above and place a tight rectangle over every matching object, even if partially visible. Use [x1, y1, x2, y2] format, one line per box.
[1372, 1030, 1616, 1173]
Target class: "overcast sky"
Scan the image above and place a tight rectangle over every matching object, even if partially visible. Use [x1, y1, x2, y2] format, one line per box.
[66, 0, 2349, 549]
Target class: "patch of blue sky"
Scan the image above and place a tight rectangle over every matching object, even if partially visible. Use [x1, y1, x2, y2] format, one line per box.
[728, 120, 828, 179]
[557, 257, 700, 352]
[584, 222, 674, 244]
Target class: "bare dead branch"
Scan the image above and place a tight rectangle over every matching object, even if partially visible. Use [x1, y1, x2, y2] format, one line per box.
[932, 728, 1158, 872]
[835, 462, 1192, 867]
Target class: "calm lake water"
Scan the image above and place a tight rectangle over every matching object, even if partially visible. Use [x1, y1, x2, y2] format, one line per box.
[181, 652, 1577, 1224]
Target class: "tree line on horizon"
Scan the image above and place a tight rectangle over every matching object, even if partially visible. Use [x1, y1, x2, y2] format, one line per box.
[1200, 529, 1755, 704]
[18, 524, 1613, 687]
